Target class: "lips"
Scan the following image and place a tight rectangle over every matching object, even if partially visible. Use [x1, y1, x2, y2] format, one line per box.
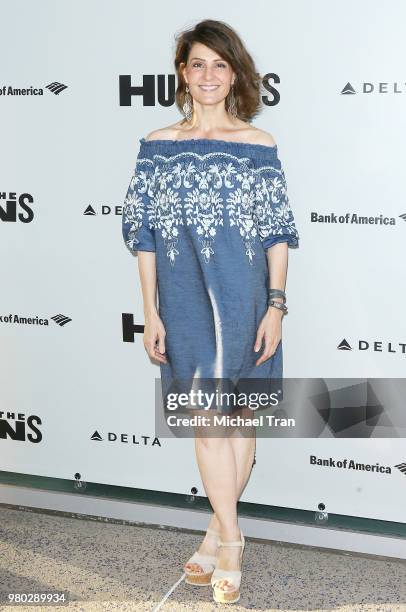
[199, 85, 220, 91]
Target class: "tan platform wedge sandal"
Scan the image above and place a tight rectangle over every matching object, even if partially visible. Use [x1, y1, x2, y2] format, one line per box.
[210, 530, 245, 604]
[184, 527, 220, 586]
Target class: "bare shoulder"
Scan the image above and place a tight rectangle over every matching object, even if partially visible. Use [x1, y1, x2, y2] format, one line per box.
[248, 127, 277, 147]
[144, 122, 184, 142]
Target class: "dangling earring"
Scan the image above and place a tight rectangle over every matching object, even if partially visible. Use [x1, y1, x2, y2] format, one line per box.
[182, 84, 193, 122]
[228, 83, 237, 118]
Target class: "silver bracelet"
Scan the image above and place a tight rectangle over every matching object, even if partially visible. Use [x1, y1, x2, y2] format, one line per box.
[268, 300, 288, 315]
[268, 288, 286, 303]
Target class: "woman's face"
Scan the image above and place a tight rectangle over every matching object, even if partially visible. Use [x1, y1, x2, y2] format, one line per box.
[182, 42, 235, 107]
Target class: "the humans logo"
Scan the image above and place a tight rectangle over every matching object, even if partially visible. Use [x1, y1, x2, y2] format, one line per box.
[119, 74, 281, 107]
[122, 313, 144, 342]
[119, 74, 176, 107]
[0, 412, 42, 443]
[0, 192, 34, 223]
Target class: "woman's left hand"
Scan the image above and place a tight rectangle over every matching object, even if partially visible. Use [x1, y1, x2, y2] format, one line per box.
[254, 306, 283, 366]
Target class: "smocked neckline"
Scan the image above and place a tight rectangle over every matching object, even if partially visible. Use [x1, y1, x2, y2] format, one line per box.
[139, 137, 277, 153]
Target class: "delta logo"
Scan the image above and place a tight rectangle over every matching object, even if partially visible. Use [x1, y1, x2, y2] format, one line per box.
[91, 430, 161, 446]
[337, 338, 406, 355]
[341, 81, 406, 95]
[83, 205, 123, 216]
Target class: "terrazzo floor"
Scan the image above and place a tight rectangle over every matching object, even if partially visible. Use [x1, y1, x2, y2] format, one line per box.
[0, 505, 405, 611]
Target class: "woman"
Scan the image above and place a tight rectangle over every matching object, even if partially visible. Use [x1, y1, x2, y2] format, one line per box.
[122, 19, 299, 605]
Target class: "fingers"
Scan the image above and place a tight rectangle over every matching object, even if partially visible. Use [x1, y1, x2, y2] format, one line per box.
[153, 344, 168, 363]
[158, 334, 166, 356]
[254, 328, 264, 353]
[147, 346, 167, 363]
[255, 334, 280, 366]
[155, 331, 167, 363]
[144, 330, 168, 364]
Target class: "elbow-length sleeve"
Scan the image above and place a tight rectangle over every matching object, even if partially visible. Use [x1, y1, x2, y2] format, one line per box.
[122, 146, 156, 254]
[252, 147, 299, 250]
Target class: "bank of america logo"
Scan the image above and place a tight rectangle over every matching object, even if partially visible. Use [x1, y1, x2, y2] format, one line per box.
[394, 462, 406, 475]
[46, 82, 68, 95]
[51, 314, 72, 326]
[337, 338, 352, 350]
[400, 213, 406, 222]
[341, 82, 356, 95]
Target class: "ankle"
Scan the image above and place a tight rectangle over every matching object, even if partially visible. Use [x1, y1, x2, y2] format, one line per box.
[219, 525, 241, 541]
[209, 513, 220, 531]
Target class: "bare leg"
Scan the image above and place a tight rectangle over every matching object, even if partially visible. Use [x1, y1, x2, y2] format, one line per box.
[185, 407, 256, 579]
[209, 412, 255, 590]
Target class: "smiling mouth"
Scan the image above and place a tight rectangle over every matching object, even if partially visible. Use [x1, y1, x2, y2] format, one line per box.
[199, 85, 220, 91]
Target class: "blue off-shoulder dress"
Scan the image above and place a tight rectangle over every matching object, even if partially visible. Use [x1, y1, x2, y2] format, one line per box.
[122, 137, 299, 414]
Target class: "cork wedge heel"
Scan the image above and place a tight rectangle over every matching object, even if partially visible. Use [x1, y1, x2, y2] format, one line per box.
[184, 527, 220, 586]
[211, 531, 245, 604]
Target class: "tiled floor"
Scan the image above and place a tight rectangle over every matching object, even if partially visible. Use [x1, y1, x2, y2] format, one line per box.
[0, 505, 405, 611]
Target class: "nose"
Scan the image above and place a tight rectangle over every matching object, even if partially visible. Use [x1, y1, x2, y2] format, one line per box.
[202, 65, 214, 81]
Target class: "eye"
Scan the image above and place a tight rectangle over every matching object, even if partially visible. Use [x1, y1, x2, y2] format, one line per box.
[192, 62, 202, 68]
[217, 63, 227, 68]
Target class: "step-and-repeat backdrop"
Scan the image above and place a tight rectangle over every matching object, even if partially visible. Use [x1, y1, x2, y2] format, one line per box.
[1, 1, 405, 524]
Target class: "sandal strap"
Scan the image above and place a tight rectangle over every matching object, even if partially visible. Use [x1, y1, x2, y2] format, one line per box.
[218, 531, 244, 548]
[186, 550, 217, 572]
[211, 568, 241, 590]
[188, 551, 217, 564]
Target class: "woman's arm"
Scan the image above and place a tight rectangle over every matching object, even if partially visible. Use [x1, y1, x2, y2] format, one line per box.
[138, 251, 167, 364]
[254, 242, 288, 365]
[266, 241, 288, 305]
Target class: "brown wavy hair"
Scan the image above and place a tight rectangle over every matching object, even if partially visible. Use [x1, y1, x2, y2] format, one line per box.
[174, 19, 262, 123]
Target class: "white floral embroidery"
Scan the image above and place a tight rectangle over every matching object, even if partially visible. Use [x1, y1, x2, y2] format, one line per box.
[154, 186, 183, 264]
[252, 165, 298, 245]
[122, 151, 299, 265]
[122, 166, 155, 251]
[219, 165, 258, 262]
[184, 187, 224, 262]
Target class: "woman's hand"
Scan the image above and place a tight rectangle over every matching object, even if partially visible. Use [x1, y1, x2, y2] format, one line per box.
[254, 306, 283, 366]
[143, 311, 168, 364]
